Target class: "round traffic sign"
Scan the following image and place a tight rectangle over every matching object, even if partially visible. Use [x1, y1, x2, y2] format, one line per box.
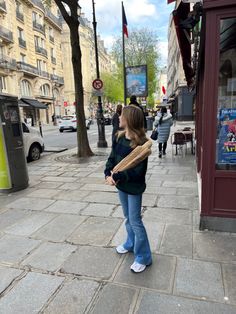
[92, 79, 103, 90]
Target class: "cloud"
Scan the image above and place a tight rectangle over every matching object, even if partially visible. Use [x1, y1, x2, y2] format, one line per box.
[158, 41, 169, 66]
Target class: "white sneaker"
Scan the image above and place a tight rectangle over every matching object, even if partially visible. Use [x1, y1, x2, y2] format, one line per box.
[130, 261, 146, 273]
[116, 245, 128, 254]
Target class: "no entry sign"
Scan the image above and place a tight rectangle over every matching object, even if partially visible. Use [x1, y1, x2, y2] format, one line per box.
[92, 79, 103, 90]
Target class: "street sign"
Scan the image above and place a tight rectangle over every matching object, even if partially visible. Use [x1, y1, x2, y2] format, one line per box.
[92, 79, 103, 90]
[92, 90, 104, 97]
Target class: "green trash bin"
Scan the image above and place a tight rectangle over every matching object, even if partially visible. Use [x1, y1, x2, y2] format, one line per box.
[0, 95, 28, 193]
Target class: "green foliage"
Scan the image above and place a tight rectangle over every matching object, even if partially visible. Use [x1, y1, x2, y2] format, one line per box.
[101, 71, 123, 103]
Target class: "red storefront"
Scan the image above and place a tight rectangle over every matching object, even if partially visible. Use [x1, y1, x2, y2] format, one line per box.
[171, 0, 236, 232]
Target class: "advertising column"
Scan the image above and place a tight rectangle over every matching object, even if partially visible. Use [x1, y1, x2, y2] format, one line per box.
[0, 117, 11, 189]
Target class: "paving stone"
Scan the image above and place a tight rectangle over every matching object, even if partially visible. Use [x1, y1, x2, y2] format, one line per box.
[222, 264, 236, 305]
[74, 172, 92, 178]
[41, 176, 77, 183]
[114, 254, 175, 292]
[144, 207, 192, 225]
[6, 197, 55, 211]
[112, 206, 124, 218]
[0, 209, 28, 231]
[5, 212, 56, 236]
[149, 174, 185, 182]
[174, 258, 224, 302]
[160, 225, 192, 257]
[44, 279, 99, 314]
[158, 195, 198, 210]
[193, 232, 236, 263]
[61, 246, 120, 279]
[0, 267, 23, 294]
[0, 235, 40, 263]
[142, 194, 157, 207]
[163, 181, 197, 189]
[85, 191, 120, 204]
[0, 272, 64, 314]
[32, 214, 86, 242]
[34, 182, 63, 189]
[45, 200, 87, 215]
[88, 172, 105, 178]
[57, 182, 84, 190]
[144, 184, 163, 194]
[78, 177, 105, 185]
[80, 183, 116, 192]
[68, 217, 122, 246]
[81, 203, 116, 217]
[177, 187, 198, 196]
[27, 189, 59, 199]
[137, 291, 236, 314]
[22, 242, 76, 272]
[53, 190, 90, 201]
[58, 171, 77, 177]
[91, 284, 136, 314]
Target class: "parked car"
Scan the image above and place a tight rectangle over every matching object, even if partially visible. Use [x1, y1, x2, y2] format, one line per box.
[58, 115, 91, 132]
[22, 122, 44, 162]
[104, 114, 112, 125]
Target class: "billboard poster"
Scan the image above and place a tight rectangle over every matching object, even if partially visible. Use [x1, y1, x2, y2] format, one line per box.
[126, 65, 148, 98]
[218, 108, 236, 164]
[0, 122, 11, 189]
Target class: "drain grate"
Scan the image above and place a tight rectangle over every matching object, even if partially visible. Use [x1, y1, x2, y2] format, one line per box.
[54, 152, 108, 164]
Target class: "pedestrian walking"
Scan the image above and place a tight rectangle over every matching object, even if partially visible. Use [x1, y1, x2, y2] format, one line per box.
[112, 104, 123, 141]
[154, 107, 173, 158]
[105, 105, 152, 273]
[129, 95, 147, 131]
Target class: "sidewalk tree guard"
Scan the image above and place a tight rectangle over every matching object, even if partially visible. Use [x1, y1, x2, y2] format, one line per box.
[45, 0, 93, 157]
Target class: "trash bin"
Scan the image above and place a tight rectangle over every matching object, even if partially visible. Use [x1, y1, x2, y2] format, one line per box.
[0, 95, 28, 192]
[146, 116, 154, 131]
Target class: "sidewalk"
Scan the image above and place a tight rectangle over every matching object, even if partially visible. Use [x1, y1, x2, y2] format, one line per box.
[0, 124, 235, 313]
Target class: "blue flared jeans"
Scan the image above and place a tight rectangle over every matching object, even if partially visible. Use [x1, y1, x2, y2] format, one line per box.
[118, 190, 152, 265]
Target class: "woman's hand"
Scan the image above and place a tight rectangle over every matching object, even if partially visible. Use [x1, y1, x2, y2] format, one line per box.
[106, 176, 116, 186]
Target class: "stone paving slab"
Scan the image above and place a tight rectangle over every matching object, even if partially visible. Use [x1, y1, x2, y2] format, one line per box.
[0, 266, 23, 294]
[90, 283, 137, 314]
[53, 190, 90, 202]
[27, 188, 60, 199]
[0, 209, 28, 231]
[112, 206, 124, 218]
[158, 195, 198, 210]
[57, 182, 84, 190]
[5, 212, 56, 237]
[85, 191, 120, 205]
[193, 232, 236, 263]
[114, 254, 176, 292]
[142, 194, 157, 207]
[162, 181, 197, 189]
[61, 246, 121, 279]
[33, 182, 63, 190]
[136, 291, 236, 314]
[81, 203, 116, 217]
[177, 187, 198, 196]
[22, 242, 76, 272]
[174, 258, 224, 302]
[144, 207, 192, 225]
[32, 214, 86, 242]
[222, 264, 236, 305]
[68, 216, 122, 246]
[80, 183, 116, 192]
[45, 200, 88, 215]
[0, 235, 41, 264]
[0, 272, 64, 314]
[44, 279, 99, 314]
[160, 224, 193, 258]
[41, 176, 77, 183]
[6, 197, 55, 211]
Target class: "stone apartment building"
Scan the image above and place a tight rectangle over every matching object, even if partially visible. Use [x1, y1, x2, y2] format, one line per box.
[0, 0, 64, 125]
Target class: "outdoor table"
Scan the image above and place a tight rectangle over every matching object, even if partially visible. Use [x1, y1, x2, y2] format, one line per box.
[178, 129, 195, 155]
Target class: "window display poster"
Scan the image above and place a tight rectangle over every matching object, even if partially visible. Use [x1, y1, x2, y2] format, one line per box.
[126, 65, 148, 97]
[0, 123, 11, 189]
[218, 108, 236, 164]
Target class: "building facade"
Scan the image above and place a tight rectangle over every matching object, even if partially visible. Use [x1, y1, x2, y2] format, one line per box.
[0, 0, 64, 125]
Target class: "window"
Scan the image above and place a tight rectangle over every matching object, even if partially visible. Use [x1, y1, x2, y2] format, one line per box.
[18, 27, 24, 40]
[216, 17, 236, 170]
[52, 68, 56, 75]
[0, 76, 7, 92]
[49, 27, 54, 38]
[20, 80, 31, 96]
[34, 35, 39, 47]
[32, 12, 43, 25]
[20, 53, 26, 63]
[35, 36, 45, 48]
[32, 12, 37, 23]
[37, 59, 42, 71]
[51, 47, 55, 58]
[40, 84, 50, 96]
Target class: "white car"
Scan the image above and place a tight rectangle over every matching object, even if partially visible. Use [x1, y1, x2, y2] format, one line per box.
[58, 115, 90, 132]
[22, 122, 44, 162]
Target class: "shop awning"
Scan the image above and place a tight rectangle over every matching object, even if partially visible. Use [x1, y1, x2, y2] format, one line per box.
[20, 98, 48, 109]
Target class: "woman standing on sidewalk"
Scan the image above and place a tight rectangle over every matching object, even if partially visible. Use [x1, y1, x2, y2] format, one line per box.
[154, 107, 173, 158]
[112, 104, 123, 141]
[104, 105, 152, 273]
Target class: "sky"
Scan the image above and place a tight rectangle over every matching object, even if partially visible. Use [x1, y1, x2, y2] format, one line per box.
[79, 0, 175, 66]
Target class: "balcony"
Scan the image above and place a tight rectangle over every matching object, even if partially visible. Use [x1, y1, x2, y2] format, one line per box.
[17, 61, 39, 77]
[0, 26, 13, 44]
[51, 56, 56, 64]
[0, 55, 17, 71]
[35, 46, 47, 57]
[16, 9, 24, 22]
[51, 74, 64, 85]
[45, 9, 62, 31]
[18, 37, 26, 48]
[39, 70, 50, 79]
[49, 35, 54, 43]
[0, 1, 6, 13]
[33, 21, 45, 35]
[31, 0, 45, 11]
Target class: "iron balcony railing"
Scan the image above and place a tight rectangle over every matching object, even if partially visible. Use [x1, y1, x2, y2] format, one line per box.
[18, 37, 26, 48]
[17, 61, 39, 76]
[0, 55, 17, 70]
[51, 56, 56, 64]
[35, 46, 47, 57]
[0, 1, 6, 12]
[39, 70, 50, 79]
[0, 25, 13, 43]
[51, 74, 64, 85]
[33, 21, 45, 35]
[16, 9, 24, 22]
[45, 9, 62, 29]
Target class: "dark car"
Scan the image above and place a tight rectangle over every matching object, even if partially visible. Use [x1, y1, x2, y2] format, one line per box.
[104, 114, 112, 125]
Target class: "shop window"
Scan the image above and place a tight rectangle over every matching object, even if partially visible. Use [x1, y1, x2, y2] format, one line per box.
[216, 17, 236, 170]
[20, 79, 32, 96]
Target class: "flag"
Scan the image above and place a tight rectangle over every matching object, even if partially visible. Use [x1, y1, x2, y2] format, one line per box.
[122, 3, 128, 38]
[167, 0, 176, 3]
[162, 86, 166, 95]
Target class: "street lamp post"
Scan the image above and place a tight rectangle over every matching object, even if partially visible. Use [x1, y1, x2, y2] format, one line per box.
[92, 0, 108, 148]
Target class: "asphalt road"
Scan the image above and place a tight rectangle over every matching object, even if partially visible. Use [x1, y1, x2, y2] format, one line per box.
[43, 123, 112, 150]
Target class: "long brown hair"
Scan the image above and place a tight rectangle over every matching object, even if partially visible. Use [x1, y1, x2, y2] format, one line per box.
[118, 105, 147, 148]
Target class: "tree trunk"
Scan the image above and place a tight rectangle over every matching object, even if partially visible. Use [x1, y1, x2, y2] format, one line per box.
[69, 23, 94, 157]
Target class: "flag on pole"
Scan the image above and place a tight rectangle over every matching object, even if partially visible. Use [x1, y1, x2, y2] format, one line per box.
[122, 3, 128, 38]
[162, 86, 166, 95]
